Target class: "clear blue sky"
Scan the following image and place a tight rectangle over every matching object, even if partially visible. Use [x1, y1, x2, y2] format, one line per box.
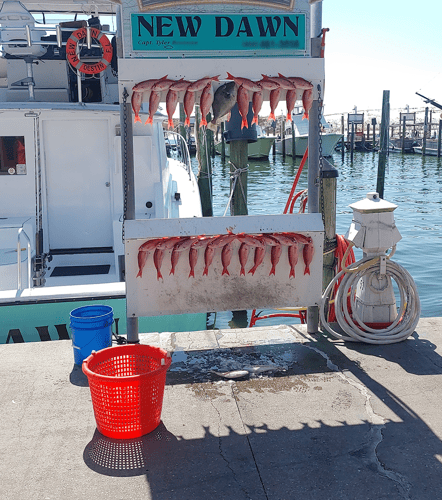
[321, 0, 441, 116]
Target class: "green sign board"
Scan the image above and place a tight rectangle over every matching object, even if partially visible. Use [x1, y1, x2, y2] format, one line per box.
[131, 13, 306, 55]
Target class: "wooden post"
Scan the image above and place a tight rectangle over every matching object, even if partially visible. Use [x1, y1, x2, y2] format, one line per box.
[220, 122, 226, 161]
[377, 90, 390, 199]
[179, 103, 186, 139]
[350, 122, 355, 161]
[321, 160, 338, 294]
[281, 120, 286, 158]
[195, 106, 213, 217]
[230, 140, 248, 216]
[423, 107, 428, 156]
[341, 114, 345, 159]
[437, 119, 442, 158]
[291, 119, 296, 158]
[373, 120, 376, 150]
[401, 115, 406, 153]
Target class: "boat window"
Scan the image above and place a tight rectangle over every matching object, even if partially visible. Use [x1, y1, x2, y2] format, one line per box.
[0, 136, 26, 175]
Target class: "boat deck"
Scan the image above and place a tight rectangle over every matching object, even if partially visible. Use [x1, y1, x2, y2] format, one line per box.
[2, 318, 442, 499]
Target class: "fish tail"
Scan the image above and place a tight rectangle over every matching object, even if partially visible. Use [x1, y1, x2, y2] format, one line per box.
[269, 112, 276, 121]
[248, 266, 256, 276]
[157, 270, 163, 280]
[168, 119, 174, 129]
[304, 266, 310, 275]
[136, 270, 142, 278]
[286, 113, 292, 122]
[169, 268, 175, 275]
[302, 112, 309, 120]
[289, 268, 295, 278]
[184, 117, 190, 127]
[226, 72, 234, 80]
[200, 118, 207, 128]
[145, 116, 153, 125]
[189, 270, 195, 278]
[134, 115, 142, 123]
[203, 267, 209, 276]
[213, 75, 220, 82]
[251, 115, 258, 125]
[222, 268, 230, 276]
[241, 117, 248, 129]
[269, 266, 276, 276]
[240, 267, 245, 276]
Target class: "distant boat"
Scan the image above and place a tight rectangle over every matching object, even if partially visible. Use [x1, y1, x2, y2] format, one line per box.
[215, 126, 275, 160]
[274, 109, 342, 157]
[413, 139, 440, 156]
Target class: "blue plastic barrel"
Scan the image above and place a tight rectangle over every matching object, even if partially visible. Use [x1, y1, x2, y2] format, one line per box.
[70, 305, 113, 365]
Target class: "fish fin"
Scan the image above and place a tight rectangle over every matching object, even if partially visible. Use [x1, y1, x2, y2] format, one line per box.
[269, 267, 276, 276]
[203, 267, 209, 276]
[241, 118, 248, 129]
[278, 72, 287, 78]
[169, 268, 175, 275]
[134, 115, 142, 123]
[248, 267, 256, 275]
[222, 268, 230, 276]
[286, 113, 292, 122]
[157, 270, 163, 280]
[213, 75, 220, 81]
[289, 269, 295, 278]
[251, 116, 258, 125]
[302, 112, 309, 120]
[189, 270, 195, 278]
[304, 266, 310, 275]
[240, 268, 245, 276]
[159, 75, 168, 80]
[136, 270, 142, 278]
[261, 74, 269, 80]
[269, 112, 276, 121]
[145, 117, 153, 125]
[226, 72, 235, 80]
[200, 118, 207, 127]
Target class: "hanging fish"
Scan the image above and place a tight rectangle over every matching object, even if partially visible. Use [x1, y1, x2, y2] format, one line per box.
[303, 238, 314, 275]
[248, 246, 265, 276]
[136, 238, 165, 277]
[238, 242, 250, 276]
[208, 81, 237, 130]
[237, 85, 250, 130]
[257, 78, 280, 91]
[153, 247, 164, 280]
[252, 91, 263, 126]
[152, 77, 183, 92]
[269, 243, 282, 276]
[302, 88, 313, 120]
[199, 82, 214, 128]
[187, 75, 220, 93]
[280, 74, 313, 90]
[188, 247, 198, 278]
[286, 89, 297, 123]
[221, 241, 234, 276]
[132, 75, 168, 93]
[169, 237, 193, 275]
[145, 90, 161, 125]
[269, 88, 281, 121]
[202, 244, 215, 276]
[169, 79, 191, 92]
[225, 73, 262, 92]
[166, 89, 179, 129]
[261, 74, 296, 90]
[183, 89, 195, 127]
[288, 241, 299, 278]
[131, 91, 143, 124]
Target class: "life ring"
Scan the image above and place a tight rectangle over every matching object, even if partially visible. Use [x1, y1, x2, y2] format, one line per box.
[66, 27, 113, 75]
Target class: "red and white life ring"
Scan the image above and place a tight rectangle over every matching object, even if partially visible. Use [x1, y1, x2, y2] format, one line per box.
[66, 27, 113, 75]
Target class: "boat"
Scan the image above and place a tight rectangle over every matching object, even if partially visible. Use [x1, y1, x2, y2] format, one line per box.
[274, 107, 342, 157]
[413, 140, 441, 156]
[388, 137, 417, 154]
[0, 0, 204, 344]
[215, 125, 275, 160]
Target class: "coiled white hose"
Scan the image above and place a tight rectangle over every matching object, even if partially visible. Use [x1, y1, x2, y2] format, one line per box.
[320, 247, 421, 344]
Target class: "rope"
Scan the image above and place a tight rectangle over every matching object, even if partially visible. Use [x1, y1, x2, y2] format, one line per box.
[320, 251, 421, 344]
[223, 161, 248, 216]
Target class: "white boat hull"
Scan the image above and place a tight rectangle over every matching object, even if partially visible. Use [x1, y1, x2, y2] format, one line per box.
[216, 136, 275, 159]
[275, 133, 343, 157]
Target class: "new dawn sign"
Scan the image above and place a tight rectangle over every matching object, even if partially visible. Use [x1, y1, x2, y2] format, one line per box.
[130, 12, 307, 57]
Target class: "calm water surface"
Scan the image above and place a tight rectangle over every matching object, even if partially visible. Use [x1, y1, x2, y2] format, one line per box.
[192, 150, 442, 328]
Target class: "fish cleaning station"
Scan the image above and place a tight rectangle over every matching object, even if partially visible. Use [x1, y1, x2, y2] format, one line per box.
[1, 0, 438, 498]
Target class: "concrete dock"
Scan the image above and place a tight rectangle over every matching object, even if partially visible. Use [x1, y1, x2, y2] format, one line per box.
[2, 318, 442, 499]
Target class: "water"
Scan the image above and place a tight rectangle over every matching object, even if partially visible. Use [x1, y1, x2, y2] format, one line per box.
[192, 150, 442, 328]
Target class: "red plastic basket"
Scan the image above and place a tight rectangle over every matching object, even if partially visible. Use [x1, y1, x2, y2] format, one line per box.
[82, 344, 171, 439]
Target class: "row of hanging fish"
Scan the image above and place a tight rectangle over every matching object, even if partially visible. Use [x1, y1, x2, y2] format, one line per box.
[130, 73, 313, 130]
[136, 231, 314, 281]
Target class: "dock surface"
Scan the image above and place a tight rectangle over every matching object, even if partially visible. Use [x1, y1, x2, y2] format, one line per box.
[2, 318, 442, 499]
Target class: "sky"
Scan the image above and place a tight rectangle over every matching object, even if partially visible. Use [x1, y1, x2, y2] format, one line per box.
[320, 0, 442, 119]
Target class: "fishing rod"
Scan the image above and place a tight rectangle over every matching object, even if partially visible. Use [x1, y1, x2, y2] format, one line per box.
[415, 92, 442, 111]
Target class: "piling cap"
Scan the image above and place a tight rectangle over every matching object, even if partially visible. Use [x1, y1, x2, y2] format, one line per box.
[349, 192, 397, 214]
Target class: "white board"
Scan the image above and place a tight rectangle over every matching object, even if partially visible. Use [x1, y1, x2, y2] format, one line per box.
[125, 214, 323, 317]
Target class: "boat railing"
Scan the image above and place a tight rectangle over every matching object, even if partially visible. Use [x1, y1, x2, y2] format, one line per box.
[164, 130, 192, 181]
[16, 227, 32, 291]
